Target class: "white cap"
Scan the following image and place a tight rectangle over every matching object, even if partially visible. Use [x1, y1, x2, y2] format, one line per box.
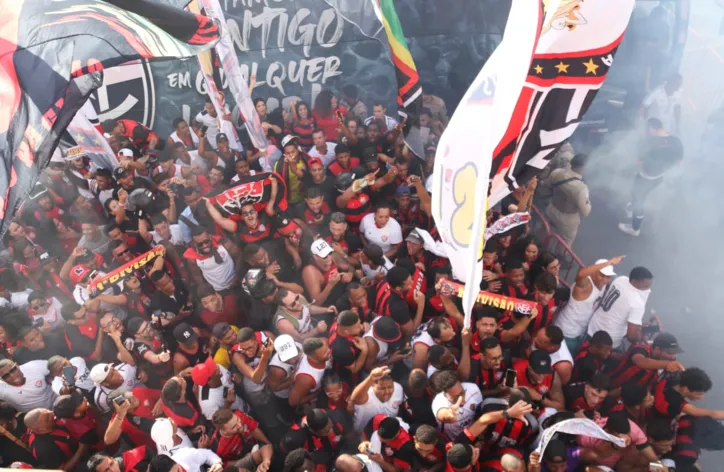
[310, 239, 333, 258]
[118, 148, 134, 158]
[89, 363, 112, 384]
[151, 418, 175, 453]
[595, 259, 616, 277]
[281, 135, 299, 148]
[274, 334, 299, 362]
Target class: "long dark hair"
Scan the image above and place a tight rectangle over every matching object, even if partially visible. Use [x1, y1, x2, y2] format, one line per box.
[313, 89, 335, 117]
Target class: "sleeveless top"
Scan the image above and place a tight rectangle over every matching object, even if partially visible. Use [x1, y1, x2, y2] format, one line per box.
[554, 276, 600, 338]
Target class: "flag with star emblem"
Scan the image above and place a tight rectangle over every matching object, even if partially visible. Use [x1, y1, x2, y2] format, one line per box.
[370, 0, 425, 158]
[0, 0, 220, 237]
[488, 0, 636, 204]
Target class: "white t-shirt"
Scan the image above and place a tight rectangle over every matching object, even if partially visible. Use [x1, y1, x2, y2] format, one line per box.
[587, 276, 647, 348]
[642, 85, 681, 134]
[269, 343, 302, 399]
[51, 357, 94, 395]
[193, 245, 235, 292]
[554, 277, 600, 339]
[0, 360, 56, 412]
[361, 256, 394, 280]
[195, 111, 220, 150]
[0, 290, 32, 309]
[231, 170, 257, 183]
[29, 297, 65, 330]
[359, 213, 403, 253]
[308, 142, 337, 168]
[431, 383, 483, 440]
[94, 363, 137, 413]
[353, 382, 405, 432]
[170, 447, 222, 472]
[533, 342, 573, 370]
[198, 365, 247, 420]
[150, 225, 185, 246]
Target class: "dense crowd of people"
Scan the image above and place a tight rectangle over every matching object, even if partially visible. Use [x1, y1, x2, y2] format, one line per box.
[0, 83, 718, 472]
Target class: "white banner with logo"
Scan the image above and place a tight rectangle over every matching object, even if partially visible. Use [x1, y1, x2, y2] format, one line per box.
[431, 0, 542, 326]
[536, 418, 626, 457]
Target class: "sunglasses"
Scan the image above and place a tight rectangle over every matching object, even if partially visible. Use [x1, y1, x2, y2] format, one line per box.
[197, 238, 212, 246]
[115, 248, 130, 257]
[242, 209, 257, 217]
[1, 365, 18, 379]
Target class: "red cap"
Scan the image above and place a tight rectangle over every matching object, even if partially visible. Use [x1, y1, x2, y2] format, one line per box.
[191, 356, 218, 386]
[70, 264, 92, 285]
[308, 157, 323, 167]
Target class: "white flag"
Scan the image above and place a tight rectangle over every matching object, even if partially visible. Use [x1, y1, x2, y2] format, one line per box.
[431, 0, 542, 326]
[536, 418, 626, 457]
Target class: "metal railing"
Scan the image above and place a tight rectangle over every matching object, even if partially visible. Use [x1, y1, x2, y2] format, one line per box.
[529, 205, 584, 288]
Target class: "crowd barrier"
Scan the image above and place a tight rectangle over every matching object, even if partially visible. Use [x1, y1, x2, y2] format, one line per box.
[529, 205, 584, 289]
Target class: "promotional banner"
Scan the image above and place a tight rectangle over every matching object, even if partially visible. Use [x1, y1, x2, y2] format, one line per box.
[90, 245, 165, 296]
[198, 0, 267, 152]
[484, 212, 531, 241]
[431, 0, 543, 326]
[370, 0, 425, 159]
[536, 418, 626, 457]
[488, 0, 636, 205]
[63, 100, 119, 170]
[438, 279, 538, 316]
[0, 0, 220, 237]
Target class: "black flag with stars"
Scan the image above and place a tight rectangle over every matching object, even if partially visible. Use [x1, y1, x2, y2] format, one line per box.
[488, 0, 636, 205]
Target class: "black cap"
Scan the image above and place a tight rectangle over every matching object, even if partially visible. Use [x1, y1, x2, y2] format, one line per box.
[126, 317, 145, 336]
[653, 332, 684, 354]
[216, 133, 229, 143]
[52, 390, 84, 419]
[113, 167, 130, 180]
[372, 316, 401, 343]
[543, 439, 567, 463]
[529, 350, 553, 375]
[306, 408, 329, 431]
[335, 143, 349, 154]
[362, 147, 378, 162]
[212, 322, 232, 339]
[173, 323, 199, 345]
[362, 244, 385, 266]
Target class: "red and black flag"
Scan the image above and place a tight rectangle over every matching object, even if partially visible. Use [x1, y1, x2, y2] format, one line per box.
[0, 0, 220, 237]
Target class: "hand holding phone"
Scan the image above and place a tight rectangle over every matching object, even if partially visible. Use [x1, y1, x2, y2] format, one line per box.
[504, 368, 517, 388]
[63, 365, 75, 387]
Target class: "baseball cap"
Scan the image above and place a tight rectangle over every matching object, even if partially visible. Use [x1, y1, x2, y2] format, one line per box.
[216, 133, 229, 143]
[311, 239, 334, 258]
[529, 350, 553, 375]
[90, 363, 112, 384]
[405, 229, 424, 245]
[69, 265, 92, 285]
[281, 135, 299, 148]
[212, 322, 232, 339]
[372, 316, 402, 343]
[274, 334, 299, 362]
[308, 157, 323, 168]
[113, 167, 130, 180]
[363, 244, 385, 266]
[151, 418, 175, 453]
[191, 356, 218, 386]
[362, 147, 378, 162]
[395, 186, 411, 197]
[653, 332, 684, 354]
[118, 148, 134, 158]
[173, 323, 198, 345]
[595, 259, 616, 277]
[543, 439, 567, 463]
[335, 143, 349, 154]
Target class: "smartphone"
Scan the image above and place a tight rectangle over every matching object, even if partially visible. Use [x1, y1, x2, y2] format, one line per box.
[63, 366, 75, 387]
[335, 110, 343, 120]
[504, 368, 517, 388]
[649, 463, 666, 471]
[113, 395, 126, 406]
[397, 346, 412, 356]
[201, 125, 208, 134]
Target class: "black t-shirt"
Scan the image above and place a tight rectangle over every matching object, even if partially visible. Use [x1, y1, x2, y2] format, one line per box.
[29, 427, 75, 469]
[150, 282, 190, 315]
[247, 299, 277, 332]
[13, 345, 56, 364]
[389, 292, 412, 326]
[112, 178, 151, 201]
[640, 135, 683, 178]
[302, 174, 339, 212]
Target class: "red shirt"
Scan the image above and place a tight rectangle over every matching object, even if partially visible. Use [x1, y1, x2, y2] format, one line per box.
[209, 410, 259, 463]
[312, 107, 347, 141]
[199, 294, 240, 328]
[513, 359, 553, 397]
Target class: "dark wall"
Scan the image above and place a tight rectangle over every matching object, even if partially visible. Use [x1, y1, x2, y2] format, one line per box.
[89, 0, 512, 138]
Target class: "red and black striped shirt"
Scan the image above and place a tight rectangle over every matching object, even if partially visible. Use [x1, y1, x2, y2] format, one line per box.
[209, 410, 259, 463]
[608, 344, 658, 390]
[364, 414, 416, 469]
[468, 354, 506, 393]
[571, 341, 605, 383]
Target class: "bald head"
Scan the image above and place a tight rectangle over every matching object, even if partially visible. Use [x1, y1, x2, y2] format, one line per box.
[334, 455, 364, 472]
[24, 408, 54, 433]
[501, 453, 525, 472]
